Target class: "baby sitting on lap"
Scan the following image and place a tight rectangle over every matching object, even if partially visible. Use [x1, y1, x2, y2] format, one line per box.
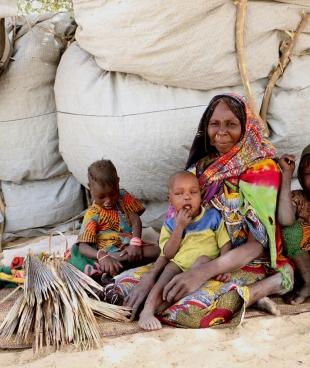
[139, 171, 231, 330]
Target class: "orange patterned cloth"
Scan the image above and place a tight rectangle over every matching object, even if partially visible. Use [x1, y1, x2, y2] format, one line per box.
[77, 189, 144, 252]
[292, 190, 310, 227]
[292, 190, 310, 251]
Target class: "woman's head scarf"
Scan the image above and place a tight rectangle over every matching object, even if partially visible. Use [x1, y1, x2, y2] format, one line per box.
[186, 94, 276, 191]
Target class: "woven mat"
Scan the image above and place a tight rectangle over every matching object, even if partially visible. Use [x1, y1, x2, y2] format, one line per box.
[0, 288, 309, 350]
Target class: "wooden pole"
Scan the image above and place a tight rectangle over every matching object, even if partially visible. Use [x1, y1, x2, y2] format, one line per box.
[0, 19, 5, 64]
[234, 0, 270, 137]
[0, 192, 5, 258]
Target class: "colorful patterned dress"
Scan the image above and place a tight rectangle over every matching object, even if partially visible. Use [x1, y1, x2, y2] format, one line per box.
[282, 144, 310, 257]
[114, 94, 291, 328]
[69, 189, 144, 274]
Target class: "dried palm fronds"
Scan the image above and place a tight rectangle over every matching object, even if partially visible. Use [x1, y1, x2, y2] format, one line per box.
[0, 254, 131, 353]
[88, 297, 131, 322]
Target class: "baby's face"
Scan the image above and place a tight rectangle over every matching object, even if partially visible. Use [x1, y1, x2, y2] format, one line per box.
[169, 174, 201, 218]
[90, 180, 119, 210]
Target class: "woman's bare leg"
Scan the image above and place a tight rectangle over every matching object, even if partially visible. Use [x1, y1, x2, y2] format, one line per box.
[139, 262, 181, 331]
[247, 264, 294, 308]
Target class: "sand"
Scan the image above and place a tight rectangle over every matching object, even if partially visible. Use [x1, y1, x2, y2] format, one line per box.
[0, 313, 309, 368]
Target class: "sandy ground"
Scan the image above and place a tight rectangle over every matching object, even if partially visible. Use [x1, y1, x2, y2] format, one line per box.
[0, 313, 309, 368]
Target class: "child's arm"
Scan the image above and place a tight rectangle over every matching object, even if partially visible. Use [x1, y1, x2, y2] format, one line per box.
[123, 212, 143, 262]
[277, 154, 297, 225]
[163, 208, 192, 260]
[79, 242, 98, 259]
[128, 212, 142, 238]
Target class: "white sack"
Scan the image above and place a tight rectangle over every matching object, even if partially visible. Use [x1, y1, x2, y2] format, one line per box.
[2, 175, 84, 233]
[268, 56, 310, 168]
[73, 0, 310, 90]
[55, 43, 267, 202]
[141, 201, 168, 231]
[0, 0, 17, 17]
[0, 13, 75, 183]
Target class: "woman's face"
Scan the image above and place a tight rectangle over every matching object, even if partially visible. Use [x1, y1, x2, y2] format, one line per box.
[207, 100, 243, 156]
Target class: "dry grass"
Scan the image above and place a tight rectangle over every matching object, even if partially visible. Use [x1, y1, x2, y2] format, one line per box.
[0, 254, 132, 353]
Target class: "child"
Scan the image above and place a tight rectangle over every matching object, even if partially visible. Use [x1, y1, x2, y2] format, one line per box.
[69, 159, 159, 280]
[138, 171, 231, 330]
[278, 144, 310, 304]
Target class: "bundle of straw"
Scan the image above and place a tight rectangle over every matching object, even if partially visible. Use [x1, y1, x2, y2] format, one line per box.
[0, 254, 131, 353]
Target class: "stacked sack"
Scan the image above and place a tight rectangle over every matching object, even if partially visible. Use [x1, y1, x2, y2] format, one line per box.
[55, 0, 310, 228]
[0, 13, 84, 241]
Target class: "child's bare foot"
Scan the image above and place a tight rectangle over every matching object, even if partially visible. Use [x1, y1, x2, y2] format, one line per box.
[138, 310, 162, 331]
[290, 284, 310, 305]
[254, 297, 280, 316]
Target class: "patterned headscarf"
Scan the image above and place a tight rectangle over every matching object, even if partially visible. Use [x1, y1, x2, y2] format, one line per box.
[186, 93, 276, 195]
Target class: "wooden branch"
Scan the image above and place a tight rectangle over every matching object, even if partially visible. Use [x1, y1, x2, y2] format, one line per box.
[0, 19, 5, 63]
[234, 0, 269, 137]
[260, 12, 310, 124]
[0, 191, 5, 258]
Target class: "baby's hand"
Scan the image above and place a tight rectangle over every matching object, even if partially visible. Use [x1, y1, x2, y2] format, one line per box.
[175, 208, 192, 229]
[278, 154, 296, 177]
[215, 273, 231, 282]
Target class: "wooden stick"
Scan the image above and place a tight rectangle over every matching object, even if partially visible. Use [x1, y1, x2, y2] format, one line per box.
[234, 0, 270, 137]
[260, 12, 310, 124]
[0, 191, 5, 258]
[0, 19, 5, 62]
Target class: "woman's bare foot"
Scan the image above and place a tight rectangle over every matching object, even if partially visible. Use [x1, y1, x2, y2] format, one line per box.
[138, 310, 162, 331]
[254, 297, 280, 316]
[290, 283, 310, 305]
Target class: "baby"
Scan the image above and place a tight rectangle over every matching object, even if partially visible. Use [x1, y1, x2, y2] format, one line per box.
[278, 144, 310, 304]
[69, 159, 159, 280]
[138, 171, 231, 330]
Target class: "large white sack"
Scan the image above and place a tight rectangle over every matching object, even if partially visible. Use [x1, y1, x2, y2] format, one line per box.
[268, 55, 310, 167]
[0, 0, 17, 17]
[141, 201, 168, 231]
[55, 42, 267, 202]
[2, 175, 84, 233]
[73, 0, 310, 90]
[0, 13, 75, 183]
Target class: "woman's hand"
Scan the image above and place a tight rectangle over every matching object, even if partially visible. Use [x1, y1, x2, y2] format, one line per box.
[124, 274, 155, 320]
[98, 255, 123, 276]
[162, 269, 206, 303]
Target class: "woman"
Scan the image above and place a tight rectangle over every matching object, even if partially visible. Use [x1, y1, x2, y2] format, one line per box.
[112, 93, 293, 328]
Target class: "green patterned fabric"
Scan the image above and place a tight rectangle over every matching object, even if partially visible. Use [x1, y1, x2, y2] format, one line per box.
[282, 221, 303, 258]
